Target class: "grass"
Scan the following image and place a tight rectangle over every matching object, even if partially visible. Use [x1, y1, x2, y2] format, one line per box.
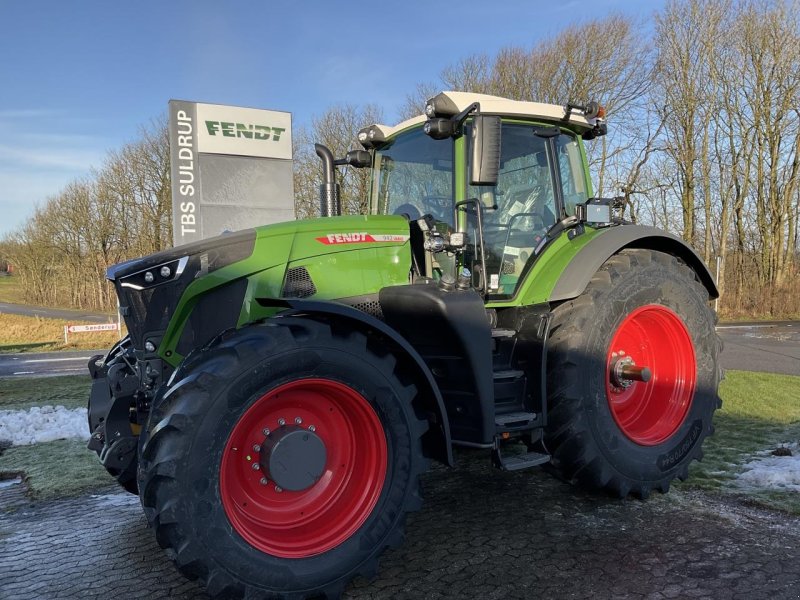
[675, 370, 800, 514]
[1, 370, 799, 505]
[0, 275, 25, 304]
[0, 313, 124, 353]
[0, 439, 111, 500]
[0, 374, 90, 411]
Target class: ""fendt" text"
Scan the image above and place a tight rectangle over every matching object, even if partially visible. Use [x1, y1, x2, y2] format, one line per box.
[205, 121, 286, 141]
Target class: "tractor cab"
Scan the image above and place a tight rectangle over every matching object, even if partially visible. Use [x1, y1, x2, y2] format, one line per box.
[352, 91, 607, 298]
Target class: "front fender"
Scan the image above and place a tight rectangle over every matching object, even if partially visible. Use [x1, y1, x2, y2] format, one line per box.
[257, 297, 454, 466]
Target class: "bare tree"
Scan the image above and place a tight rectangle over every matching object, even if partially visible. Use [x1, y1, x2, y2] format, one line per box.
[293, 103, 384, 218]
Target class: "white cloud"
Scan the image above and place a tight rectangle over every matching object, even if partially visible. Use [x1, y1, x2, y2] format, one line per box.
[0, 112, 108, 235]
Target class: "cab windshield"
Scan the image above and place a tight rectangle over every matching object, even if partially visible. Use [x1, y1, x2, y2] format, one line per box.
[371, 126, 454, 226]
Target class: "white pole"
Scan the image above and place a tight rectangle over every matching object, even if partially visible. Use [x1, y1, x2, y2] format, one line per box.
[64, 326, 68, 345]
[714, 256, 721, 312]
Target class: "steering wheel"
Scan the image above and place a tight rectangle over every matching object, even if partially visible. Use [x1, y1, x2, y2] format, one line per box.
[392, 203, 421, 220]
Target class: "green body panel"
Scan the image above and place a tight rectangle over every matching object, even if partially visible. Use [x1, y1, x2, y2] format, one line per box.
[156, 116, 601, 364]
[159, 214, 411, 365]
[485, 226, 605, 308]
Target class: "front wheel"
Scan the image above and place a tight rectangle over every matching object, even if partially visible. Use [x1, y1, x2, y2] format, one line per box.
[137, 317, 428, 599]
[544, 249, 722, 498]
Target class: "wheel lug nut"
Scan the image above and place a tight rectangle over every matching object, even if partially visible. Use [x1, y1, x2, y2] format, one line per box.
[252, 463, 260, 470]
[295, 417, 302, 425]
[275, 486, 283, 493]
[308, 425, 316, 432]
[278, 418, 286, 426]
[262, 428, 270, 436]
[260, 477, 268, 485]
[253, 444, 261, 452]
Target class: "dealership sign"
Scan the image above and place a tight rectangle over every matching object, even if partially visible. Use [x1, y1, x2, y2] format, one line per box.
[169, 101, 295, 246]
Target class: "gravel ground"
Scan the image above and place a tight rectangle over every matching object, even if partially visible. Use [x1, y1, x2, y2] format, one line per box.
[2, 450, 799, 599]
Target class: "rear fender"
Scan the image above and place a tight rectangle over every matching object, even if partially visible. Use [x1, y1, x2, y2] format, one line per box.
[257, 297, 454, 466]
[550, 225, 719, 302]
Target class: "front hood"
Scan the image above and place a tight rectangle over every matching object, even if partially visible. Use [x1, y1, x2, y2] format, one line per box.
[106, 228, 257, 281]
[253, 214, 412, 266]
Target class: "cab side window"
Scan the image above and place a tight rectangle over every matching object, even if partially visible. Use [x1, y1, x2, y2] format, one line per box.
[555, 134, 589, 216]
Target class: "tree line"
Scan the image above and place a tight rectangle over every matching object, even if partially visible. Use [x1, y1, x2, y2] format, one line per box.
[2, 0, 798, 317]
[294, 0, 800, 317]
[0, 120, 171, 310]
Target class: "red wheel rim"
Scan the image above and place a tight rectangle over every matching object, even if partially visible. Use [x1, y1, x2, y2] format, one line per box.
[605, 305, 696, 446]
[220, 379, 387, 558]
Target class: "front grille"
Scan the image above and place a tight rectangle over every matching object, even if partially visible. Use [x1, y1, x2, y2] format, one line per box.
[283, 267, 317, 298]
[350, 300, 384, 320]
[339, 294, 384, 320]
[117, 259, 199, 350]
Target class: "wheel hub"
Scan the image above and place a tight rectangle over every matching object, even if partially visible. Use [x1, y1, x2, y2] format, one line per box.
[259, 425, 327, 492]
[610, 354, 652, 389]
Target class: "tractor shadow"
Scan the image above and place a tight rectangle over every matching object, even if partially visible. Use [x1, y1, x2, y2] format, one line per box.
[345, 445, 800, 599]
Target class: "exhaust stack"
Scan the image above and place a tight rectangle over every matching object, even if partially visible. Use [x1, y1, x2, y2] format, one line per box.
[315, 144, 341, 217]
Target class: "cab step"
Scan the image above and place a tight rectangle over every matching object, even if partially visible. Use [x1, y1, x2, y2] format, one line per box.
[492, 444, 550, 471]
[494, 411, 538, 430]
[493, 369, 524, 380]
[491, 328, 516, 338]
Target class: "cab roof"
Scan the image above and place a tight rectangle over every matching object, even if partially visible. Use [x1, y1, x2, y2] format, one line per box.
[368, 91, 603, 140]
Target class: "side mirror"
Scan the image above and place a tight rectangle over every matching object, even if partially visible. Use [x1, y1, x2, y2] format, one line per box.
[470, 115, 501, 186]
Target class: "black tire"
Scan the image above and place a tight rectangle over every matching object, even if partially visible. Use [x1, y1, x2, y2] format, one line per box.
[137, 316, 428, 599]
[544, 248, 722, 499]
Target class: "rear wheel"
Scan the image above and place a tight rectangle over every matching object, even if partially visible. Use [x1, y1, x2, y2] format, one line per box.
[544, 249, 722, 498]
[137, 316, 428, 599]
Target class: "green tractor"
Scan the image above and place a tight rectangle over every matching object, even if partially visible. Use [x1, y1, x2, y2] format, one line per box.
[88, 91, 721, 599]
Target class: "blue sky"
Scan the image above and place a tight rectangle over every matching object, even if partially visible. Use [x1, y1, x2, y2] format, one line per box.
[0, 0, 661, 237]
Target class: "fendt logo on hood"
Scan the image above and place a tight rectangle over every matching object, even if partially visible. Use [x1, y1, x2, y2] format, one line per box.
[205, 121, 286, 142]
[316, 233, 410, 245]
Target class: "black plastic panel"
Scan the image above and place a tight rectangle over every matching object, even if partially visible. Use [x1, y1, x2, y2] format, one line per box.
[176, 278, 248, 356]
[379, 283, 494, 444]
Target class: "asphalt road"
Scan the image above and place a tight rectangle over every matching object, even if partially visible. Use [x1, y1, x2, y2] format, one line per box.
[0, 301, 112, 323]
[0, 350, 102, 378]
[717, 321, 799, 376]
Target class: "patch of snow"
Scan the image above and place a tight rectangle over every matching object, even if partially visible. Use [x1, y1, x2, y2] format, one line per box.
[736, 443, 800, 492]
[0, 476, 23, 489]
[0, 405, 89, 446]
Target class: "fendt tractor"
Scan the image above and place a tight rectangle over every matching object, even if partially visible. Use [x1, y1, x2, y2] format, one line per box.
[88, 92, 722, 599]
